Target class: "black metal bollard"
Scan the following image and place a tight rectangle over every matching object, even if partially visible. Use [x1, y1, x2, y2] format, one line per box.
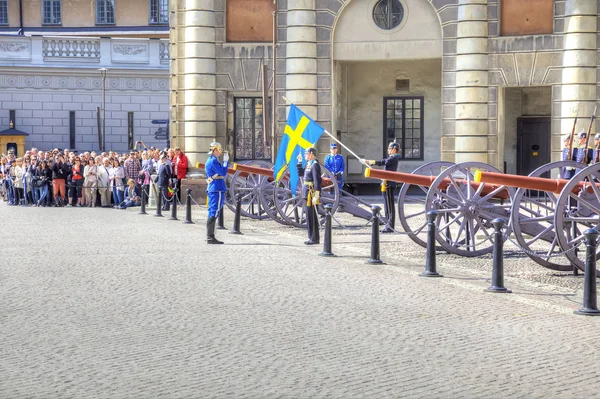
[319, 204, 335, 257]
[138, 187, 147, 215]
[169, 192, 178, 221]
[183, 188, 194, 224]
[420, 210, 443, 277]
[574, 228, 600, 316]
[487, 218, 511, 293]
[230, 194, 243, 235]
[368, 206, 384, 264]
[154, 186, 163, 217]
[217, 207, 226, 229]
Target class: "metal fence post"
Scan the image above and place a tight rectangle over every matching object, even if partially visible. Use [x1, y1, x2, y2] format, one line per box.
[169, 192, 178, 221]
[154, 186, 163, 217]
[487, 218, 511, 293]
[138, 187, 147, 215]
[368, 206, 384, 264]
[230, 194, 243, 235]
[420, 210, 442, 277]
[319, 204, 335, 257]
[574, 228, 600, 316]
[183, 188, 194, 224]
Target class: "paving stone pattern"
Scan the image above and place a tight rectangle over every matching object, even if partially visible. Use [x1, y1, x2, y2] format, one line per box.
[2, 204, 600, 398]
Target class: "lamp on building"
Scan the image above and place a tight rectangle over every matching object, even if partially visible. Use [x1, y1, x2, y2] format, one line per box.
[98, 68, 108, 151]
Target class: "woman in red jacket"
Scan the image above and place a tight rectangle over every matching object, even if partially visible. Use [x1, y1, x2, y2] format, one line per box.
[172, 147, 188, 202]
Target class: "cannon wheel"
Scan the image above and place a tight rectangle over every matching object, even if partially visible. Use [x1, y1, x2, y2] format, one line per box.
[511, 160, 587, 271]
[555, 163, 600, 275]
[397, 161, 455, 248]
[258, 176, 289, 226]
[425, 162, 514, 257]
[273, 167, 340, 228]
[226, 160, 272, 220]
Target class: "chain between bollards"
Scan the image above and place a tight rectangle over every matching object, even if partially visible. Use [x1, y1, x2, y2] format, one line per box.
[138, 187, 147, 215]
[368, 206, 384, 264]
[169, 192, 178, 221]
[183, 188, 194, 224]
[574, 228, 600, 316]
[487, 218, 511, 293]
[420, 210, 442, 277]
[154, 186, 163, 217]
[319, 204, 335, 257]
[230, 193, 243, 235]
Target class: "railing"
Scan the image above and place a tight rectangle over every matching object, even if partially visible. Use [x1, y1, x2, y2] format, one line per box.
[0, 35, 169, 68]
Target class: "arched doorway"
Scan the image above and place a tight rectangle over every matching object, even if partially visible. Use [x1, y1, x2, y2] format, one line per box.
[331, 0, 442, 177]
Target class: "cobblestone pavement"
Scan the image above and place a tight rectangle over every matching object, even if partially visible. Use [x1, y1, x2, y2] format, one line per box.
[2, 203, 600, 398]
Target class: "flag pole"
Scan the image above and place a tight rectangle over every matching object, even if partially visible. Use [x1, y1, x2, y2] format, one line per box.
[282, 96, 368, 166]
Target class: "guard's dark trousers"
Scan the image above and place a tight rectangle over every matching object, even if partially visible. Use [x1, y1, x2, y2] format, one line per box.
[305, 204, 320, 245]
[382, 185, 395, 233]
[206, 216, 224, 244]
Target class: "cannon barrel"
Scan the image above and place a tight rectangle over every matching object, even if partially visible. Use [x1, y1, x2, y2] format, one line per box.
[365, 167, 509, 200]
[474, 170, 568, 194]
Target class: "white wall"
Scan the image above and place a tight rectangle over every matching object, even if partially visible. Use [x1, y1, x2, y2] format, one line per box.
[335, 58, 442, 178]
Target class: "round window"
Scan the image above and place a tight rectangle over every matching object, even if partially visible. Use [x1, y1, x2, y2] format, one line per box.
[373, 0, 404, 30]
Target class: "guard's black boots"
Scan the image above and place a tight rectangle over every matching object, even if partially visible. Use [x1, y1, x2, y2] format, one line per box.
[206, 217, 224, 244]
[380, 226, 394, 233]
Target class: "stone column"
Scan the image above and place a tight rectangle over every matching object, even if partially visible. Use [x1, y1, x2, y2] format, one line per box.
[558, 0, 597, 150]
[286, 0, 317, 120]
[454, 0, 489, 164]
[174, 0, 217, 166]
[169, 0, 179, 148]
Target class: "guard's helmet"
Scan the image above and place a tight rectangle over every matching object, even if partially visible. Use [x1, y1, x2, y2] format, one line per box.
[207, 141, 223, 154]
[330, 143, 338, 149]
[388, 141, 400, 151]
[595, 134, 600, 140]
[578, 130, 587, 139]
[306, 147, 317, 155]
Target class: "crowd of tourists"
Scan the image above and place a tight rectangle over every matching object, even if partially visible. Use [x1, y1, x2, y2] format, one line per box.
[0, 142, 188, 210]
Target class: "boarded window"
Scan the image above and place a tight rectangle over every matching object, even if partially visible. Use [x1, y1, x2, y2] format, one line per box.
[500, 0, 553, 36]
[227, 0, 274, 42]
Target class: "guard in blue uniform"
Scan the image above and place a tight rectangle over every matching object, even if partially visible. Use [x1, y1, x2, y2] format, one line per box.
[205, 141, 229, 244]
[364, 141, 400, 233]
[560, 135, 576, 179]
[592, 134, 600, 164]
[324, 143, 345, 189]
[297, 147, 322, 245]
[573, 130, 593, 165]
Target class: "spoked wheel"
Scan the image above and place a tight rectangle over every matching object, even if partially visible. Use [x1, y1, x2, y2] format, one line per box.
[258, 176, 289, 226]
[511, 160, 587, 271]
[425, 162, 514, 257]
[273, 167, 340, 228]
[226, 161, 272, 220]
[398, 161, 454, 248]
[555, 163, 600, 275]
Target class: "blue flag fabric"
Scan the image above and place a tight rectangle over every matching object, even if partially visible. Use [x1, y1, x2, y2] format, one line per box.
[273, 104, 325, 196]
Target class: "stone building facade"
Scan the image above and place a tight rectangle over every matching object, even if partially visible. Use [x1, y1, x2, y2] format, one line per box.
[171, 0, 598, 180]
[0, 0, 170, 154]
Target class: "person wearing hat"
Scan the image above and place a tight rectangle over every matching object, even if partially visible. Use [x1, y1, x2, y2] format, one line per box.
[362, 141, 400, 233]
[574, 130, 593, 165]
[205, 141, 229, 244]
[297, 147, 322, 245]
[591, 133, 600, 164]
[324, 143, 345, 189]
[560, 135, 576, 179]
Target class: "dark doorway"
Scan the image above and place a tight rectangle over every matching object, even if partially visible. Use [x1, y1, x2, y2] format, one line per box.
[517, 117, 550, 176]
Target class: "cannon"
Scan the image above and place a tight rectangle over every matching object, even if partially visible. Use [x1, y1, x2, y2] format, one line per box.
[474, 160, 595, 273]
[366, 162, 513, 257]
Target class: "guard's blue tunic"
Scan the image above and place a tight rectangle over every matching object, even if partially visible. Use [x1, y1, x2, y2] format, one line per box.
[205, 154, 228, 218]
[324, 154, 345, 188]
[561, 148, 575, 179]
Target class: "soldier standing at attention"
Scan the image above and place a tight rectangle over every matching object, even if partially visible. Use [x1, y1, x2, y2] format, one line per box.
[561, 135, 576, 179]
[297, 147, 322, 245]
[324, 143, 345, 189]
[592, 134, 600, 164]
[205, 142, 229, 244]
[363, 141, 400, 233]
[574, 130, 593, 165]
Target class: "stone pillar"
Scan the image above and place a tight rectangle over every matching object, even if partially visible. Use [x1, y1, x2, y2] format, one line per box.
[169, 0, 179, 148]
[454, 0, 488, 164]
[558, 0, 597, 149]
[174, 0, 217, 166]
[286, 0, 317, 120]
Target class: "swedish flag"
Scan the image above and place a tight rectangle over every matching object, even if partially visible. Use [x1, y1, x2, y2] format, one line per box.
[273, 105, 325, 195]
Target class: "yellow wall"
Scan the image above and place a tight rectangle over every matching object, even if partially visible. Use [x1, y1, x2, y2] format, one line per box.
[9, 0, 164, 28]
